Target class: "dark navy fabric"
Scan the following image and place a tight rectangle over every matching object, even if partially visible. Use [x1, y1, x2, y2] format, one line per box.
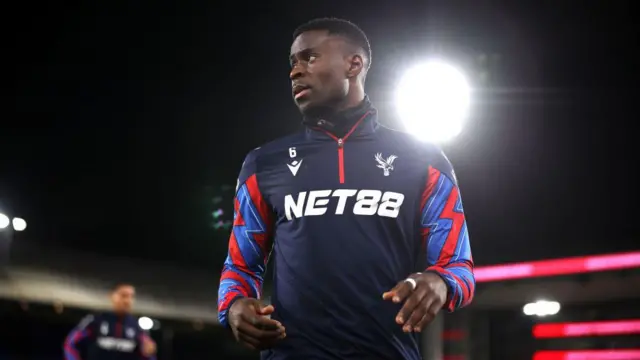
[218, 99, 475, 360]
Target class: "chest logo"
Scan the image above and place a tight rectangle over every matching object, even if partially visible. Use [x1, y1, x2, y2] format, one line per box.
[284, 189, 405, 220]
[375, 153, 397, 176]
[287, 159, 303, 176]
[287, 147, 303, 176]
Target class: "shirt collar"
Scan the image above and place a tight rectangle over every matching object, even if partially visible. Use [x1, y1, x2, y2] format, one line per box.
[303, 96, 378, 140]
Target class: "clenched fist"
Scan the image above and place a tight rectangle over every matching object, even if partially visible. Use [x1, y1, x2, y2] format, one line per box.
[229, 298, 286, 350]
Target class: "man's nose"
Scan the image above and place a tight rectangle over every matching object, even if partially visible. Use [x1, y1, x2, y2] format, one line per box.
[290, 64, 304, 80]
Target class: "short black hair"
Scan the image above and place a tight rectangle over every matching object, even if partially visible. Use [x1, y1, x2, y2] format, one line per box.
[111, 282, 134, 292]
[293, 18, 372, 70]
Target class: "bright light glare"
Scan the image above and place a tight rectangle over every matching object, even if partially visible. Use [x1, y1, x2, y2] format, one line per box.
[534, 350, 640, 360]
[533, 319, 640, 338]
[523, 300, 561, 317]
[395, 61, 471, 143]
[474, 251, 640, 282]
[138, 316, 153, 330]
[12, 217, 27, 231]
[0, 213, 8, 229]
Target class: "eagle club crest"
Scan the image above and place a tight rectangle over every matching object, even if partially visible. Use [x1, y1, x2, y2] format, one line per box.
[375, 153, 398, 176]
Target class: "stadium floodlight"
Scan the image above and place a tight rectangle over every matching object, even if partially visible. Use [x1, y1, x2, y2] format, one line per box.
[0, 213, 9, 229]
[12, 217, 27, 232]
[395, 60, 471, 143]
[523, 300, 561, 317]
[138, 316, 154, 330]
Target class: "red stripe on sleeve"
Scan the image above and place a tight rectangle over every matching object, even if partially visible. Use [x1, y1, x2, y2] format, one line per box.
[436, 187, 465, 266]
[233, 196, 244, 225]
[448, 263, 475, 297]
[244, 174, 274, 256]
[220, 270, 251, 297]
[228, 231, 249, 270]
[420, 166, 440, 248]
[449, 272, 471, 302]
[421, 166, 441, 211]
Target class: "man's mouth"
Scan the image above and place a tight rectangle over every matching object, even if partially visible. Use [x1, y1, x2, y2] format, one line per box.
[292, 84, 311, 100]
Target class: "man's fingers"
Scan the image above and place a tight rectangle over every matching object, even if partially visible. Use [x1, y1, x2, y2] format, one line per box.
[237, 328, 284, 350]
[237, 321, 284, 340]
[240, 312, 283, 331]
[402, 299, 430, 332]
[143, 341, 156, 355]
[413, 313, 434, 332]
[383, 279, 414, 303]
[414, 311, 435, 332]
[259, 304, 275, 315]
[395, 287, 426, 326]
[237, 332, 259, 350]
[404, 295, 437, 332]
[382, 279, 409, 300]
[236, 315, 285, 339]
[413, 297, 444, 332]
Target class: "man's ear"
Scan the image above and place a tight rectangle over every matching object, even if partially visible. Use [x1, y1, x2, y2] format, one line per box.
[346, 54, 364, 79]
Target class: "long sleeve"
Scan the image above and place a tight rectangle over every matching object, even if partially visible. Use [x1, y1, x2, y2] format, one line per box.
[137, 331, 156, 360]
[64, 315, 94, 360]
[217, 150, 275, 327]
[420, 153, 475, 312]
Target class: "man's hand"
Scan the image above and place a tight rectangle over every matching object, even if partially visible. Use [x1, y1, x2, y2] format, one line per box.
[141, 336, 156, 357]
[229, 298, 286, 350]
[382, 272, 448, 333]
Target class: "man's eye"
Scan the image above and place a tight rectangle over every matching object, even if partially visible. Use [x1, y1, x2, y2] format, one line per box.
[308, 55, 318, 63]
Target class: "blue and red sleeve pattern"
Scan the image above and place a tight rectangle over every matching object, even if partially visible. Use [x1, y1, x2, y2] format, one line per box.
[420, 153, 475, 312]
[217, 150, 275, 327]
[63, 315, 94, 360]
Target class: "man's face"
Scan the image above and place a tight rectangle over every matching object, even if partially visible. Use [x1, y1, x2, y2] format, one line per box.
[290, 30, 351, 114]
[111, 285, 135, 313]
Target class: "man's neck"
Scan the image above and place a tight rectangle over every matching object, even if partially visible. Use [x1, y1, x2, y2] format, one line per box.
[305, 88, 365, 122]
[334, 90, 366, 114]
[304, 94, 372, 138]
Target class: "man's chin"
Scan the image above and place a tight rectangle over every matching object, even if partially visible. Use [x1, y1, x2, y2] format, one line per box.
[295, 98, 312, 111]
[297, 101, 332, 118]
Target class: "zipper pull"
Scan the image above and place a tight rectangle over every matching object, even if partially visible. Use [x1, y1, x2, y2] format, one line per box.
[337, 138, 343, 148]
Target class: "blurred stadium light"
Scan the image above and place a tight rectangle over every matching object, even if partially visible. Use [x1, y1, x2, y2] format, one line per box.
[523, 300, 560, 317]
[533, 349, 640, 360]
[395, 60, 471, 143]
[138, 316, 154, 330]
[474, 251, 640, 282]
[533, 319, 640, 338]
[0, 213, 9, 229]
[12, 217, 27, 231]
[0, 213, 27, 231]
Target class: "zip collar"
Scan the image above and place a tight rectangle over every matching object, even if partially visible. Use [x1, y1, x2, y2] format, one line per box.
[304, 96, 378, 141]
[102, 311, 133, 322]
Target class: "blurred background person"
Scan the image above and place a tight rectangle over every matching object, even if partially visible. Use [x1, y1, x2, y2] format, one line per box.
[64, 283, 156, 360]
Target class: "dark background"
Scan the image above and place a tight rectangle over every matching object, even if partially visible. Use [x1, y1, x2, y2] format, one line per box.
[7, 0, 639, 271]
[0, 300, 255, 360]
